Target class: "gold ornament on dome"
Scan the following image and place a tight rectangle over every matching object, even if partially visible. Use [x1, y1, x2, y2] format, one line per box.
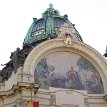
[63, 33, 72, 45]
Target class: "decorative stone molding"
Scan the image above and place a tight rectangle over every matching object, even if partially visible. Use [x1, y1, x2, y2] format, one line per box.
[0, 82, 40, 99]
[57, 23, 80, 42]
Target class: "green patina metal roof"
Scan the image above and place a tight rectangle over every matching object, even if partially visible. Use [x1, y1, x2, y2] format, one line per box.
[23, 4, 83, 47]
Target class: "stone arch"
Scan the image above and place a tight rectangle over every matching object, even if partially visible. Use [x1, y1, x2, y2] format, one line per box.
[23, 39, 107, 93]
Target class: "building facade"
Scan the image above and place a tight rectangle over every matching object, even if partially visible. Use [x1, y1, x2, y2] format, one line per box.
[0, 4, 107, 107]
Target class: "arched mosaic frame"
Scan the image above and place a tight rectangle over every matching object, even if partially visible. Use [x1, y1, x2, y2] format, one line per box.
[23, 39, 107, 94]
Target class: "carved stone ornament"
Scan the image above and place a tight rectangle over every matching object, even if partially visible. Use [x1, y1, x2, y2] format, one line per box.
[57, 23, 78, 44]
[23, 72, 34, 83]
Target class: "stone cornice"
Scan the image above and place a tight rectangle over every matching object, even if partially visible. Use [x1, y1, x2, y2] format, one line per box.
[0, 82, 40, 99]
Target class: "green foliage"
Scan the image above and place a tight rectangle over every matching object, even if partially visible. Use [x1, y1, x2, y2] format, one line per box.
[77, 57, 94, 70]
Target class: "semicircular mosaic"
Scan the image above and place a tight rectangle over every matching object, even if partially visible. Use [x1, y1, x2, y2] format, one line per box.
[34, 52, 104, 94]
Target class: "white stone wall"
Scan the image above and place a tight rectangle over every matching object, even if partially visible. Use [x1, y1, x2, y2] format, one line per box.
[2, 66, 23, 91]
[55, 91, 85, 107]
[4, 71, 18, 91]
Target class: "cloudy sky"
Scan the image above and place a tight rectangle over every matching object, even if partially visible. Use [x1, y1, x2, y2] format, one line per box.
[0, 0, 107, 69]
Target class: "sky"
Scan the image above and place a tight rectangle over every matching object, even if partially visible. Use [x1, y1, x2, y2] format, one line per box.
[0, 0, 107, 69]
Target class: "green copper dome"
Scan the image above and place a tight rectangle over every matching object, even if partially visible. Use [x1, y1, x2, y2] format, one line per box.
[23, 4, 83, 47]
